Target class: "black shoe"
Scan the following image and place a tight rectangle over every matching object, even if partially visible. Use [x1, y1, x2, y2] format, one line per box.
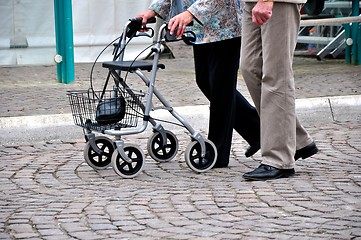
[295, 141, 318, 160]
[245, 142, 260, 158]
[243, 164, 295, 181]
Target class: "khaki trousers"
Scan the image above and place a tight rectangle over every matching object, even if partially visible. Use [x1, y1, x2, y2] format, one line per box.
[241, 2, 313, 169]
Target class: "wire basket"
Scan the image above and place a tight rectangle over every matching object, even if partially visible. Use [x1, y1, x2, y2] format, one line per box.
[67, 89, 144, 132]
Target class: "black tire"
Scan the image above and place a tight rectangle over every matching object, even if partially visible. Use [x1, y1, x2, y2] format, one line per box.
[111, 144, 145, 178]
[147, 131, 178, 162]
[185, 139, 217, 173]
[84, 136, 114, 170]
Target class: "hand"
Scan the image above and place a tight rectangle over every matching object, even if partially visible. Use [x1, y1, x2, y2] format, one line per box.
[168, 11, 194, 37]
[136, 9, 156, 27]
[252, 1, 273, 26]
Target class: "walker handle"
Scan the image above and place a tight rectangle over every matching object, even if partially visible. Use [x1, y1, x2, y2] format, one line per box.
[126, 17, 156, 38]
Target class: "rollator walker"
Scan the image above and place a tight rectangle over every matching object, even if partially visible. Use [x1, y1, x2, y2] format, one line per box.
[67, 18, 217, 178]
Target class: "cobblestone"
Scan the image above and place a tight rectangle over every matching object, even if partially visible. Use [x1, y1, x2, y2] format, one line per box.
[0, 120, 359, 239]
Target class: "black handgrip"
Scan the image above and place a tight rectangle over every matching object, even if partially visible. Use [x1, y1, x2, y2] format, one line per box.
[164, 21, 195, 42]
[129, 17, 143, 23]
[186, 21, 194, 27]
[147, 17, 156, 24]
[126, 17, 157, 38]
[126, 19, 142, 37]
[128, 17, 156, 25]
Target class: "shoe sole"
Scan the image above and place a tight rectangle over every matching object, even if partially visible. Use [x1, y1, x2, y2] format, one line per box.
[243, 171, 295, 181]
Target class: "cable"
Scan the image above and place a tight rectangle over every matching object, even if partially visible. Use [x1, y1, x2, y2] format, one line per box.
[89, 36, 121, 94]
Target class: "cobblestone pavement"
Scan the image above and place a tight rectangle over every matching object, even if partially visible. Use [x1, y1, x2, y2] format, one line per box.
[1, 120, 360, 239]
[0, 41, 361, 239]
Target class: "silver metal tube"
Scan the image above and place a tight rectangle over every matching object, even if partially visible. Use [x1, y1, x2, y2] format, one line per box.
[300, 16, 361, 27]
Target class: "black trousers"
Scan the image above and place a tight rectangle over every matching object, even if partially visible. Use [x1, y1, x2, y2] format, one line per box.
[193, 37, 260, 166]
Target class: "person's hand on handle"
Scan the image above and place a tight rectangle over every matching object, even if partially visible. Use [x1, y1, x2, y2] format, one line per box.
[252, 0, 273, 26]
[136, 9, 157, 28]
[168, 10, 194, 37]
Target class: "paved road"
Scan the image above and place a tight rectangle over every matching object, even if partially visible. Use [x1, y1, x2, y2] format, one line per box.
[0, 41, 361, 239]
[0, 120, 360, 239]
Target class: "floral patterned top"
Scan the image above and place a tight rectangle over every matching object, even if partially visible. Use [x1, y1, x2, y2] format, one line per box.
[149, 0, 243, 44]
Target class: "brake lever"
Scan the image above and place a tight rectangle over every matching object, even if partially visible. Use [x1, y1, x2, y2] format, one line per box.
[182, 31, 196, 45]
[136, 27, 154, 38]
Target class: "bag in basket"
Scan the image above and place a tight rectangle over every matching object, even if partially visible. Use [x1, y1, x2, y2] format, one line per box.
[95, 96, 126, 125]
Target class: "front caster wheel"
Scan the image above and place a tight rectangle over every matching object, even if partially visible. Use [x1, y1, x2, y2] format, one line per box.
[84, 136, 114, 170]
[147, 130, 178, 162]
[111, 144, 145, 178]
[185, 139, 217, 173]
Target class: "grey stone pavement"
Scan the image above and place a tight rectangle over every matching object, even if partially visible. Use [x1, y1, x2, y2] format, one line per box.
[0, 41, 361, 239]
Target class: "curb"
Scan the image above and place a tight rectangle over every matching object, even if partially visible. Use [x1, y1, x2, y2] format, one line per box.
[0, 95, 360, 129]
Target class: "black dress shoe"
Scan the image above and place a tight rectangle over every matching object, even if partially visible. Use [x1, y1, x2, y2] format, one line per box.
[243, 164, 295, 181]
[245, 142, 260, 158]
[295, 141, 318, 160]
